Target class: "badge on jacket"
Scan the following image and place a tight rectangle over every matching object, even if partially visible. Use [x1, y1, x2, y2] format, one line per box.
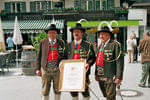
[104, 50, 113, 61]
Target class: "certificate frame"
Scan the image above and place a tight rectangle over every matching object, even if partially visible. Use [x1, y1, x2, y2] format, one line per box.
[59, 59, 86, 92]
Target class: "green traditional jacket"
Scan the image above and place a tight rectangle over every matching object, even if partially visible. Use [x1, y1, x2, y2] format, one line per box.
[64, 40, 96, 76]
[95, 39, 124, 80]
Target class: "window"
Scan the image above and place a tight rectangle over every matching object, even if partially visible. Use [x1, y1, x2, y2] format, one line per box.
[47, 2, 51, 10]
[30, 1, 51, 12]
[5, 2, 26, 13]
[30, 0, 65, 12]
[102, 0, 107, 10]
[30, 2, 36, 12]
[54, 0, 65, 8]
[81, 0, 94, 11]
[95, 0, 100, 10]
[88, 0, 93, 11]
[12, 2, 15, 12]
[36, 1, 47, 11]
[17, 3, 21, 12]
[5, 2, 11, 13]
[74, 0, 80, 9]
[107, 0, 114, 10]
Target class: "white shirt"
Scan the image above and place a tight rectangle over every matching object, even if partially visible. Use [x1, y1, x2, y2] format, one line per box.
[74, 39, 82, 45]
[97, 38, 101, 48]
[104, 38, 110, 47]
[98, 38, 110, 48]
[49, 38, 56, 45]
[127, 39, 134, 50]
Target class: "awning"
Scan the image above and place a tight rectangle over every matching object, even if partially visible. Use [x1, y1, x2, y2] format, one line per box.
[67, 20, 139, 27]
[2, 19, 64, 34]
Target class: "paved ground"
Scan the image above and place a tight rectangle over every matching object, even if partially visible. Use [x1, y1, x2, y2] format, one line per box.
[0, 55, 150, 100]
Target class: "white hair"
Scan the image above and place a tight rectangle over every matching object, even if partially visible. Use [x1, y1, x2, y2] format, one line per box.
[143, 30, 150, 36]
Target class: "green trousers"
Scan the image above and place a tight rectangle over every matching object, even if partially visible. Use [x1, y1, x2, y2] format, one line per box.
[140, 62, 150, 86]
[70, 77, 90, 97]
[98, 78, 116, 100]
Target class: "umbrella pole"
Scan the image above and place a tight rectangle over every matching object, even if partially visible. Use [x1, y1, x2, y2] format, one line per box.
[14, 44, 22, 76]
[16, 45, 19, 68]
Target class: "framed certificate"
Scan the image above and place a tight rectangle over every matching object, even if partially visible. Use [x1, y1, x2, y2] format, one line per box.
[59, 59, 86, 92]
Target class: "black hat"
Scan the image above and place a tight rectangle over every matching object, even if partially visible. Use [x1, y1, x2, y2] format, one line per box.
[97, 26, 112, 35]
[70, 23, 85, 33]
[45, 24, 60, 33]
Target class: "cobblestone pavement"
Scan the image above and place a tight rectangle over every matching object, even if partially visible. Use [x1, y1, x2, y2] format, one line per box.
[0, 55, 150, 100]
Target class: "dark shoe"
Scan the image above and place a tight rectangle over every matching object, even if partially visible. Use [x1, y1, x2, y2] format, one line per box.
[138, 84, 146, 88]
[148, 86, 150, 88]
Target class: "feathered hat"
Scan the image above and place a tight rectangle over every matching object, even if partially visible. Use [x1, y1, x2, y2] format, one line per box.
[45, 16, 60, 33]
[69, 19, 87, 33]
[97, 20, 119, 35]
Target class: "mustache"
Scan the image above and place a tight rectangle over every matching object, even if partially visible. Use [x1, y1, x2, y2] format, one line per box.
[74, 34, 79, 36]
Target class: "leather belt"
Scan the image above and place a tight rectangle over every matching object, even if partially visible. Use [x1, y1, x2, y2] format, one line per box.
[45, 67, 59, 73]
[99, 77, 108, 81]
[98, 77, 113, 81]
[47, 60, 58, 68]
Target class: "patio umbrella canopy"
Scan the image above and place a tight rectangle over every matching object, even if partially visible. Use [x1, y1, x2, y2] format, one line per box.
[13, 16, 23, 69]
[13, 16, 23, 45]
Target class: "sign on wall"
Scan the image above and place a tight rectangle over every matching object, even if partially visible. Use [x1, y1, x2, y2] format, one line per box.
[128, 9, 147, 26]
[128, 9, 147, 38]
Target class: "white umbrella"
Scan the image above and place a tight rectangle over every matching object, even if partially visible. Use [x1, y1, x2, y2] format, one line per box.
[13, 16, 23, 70]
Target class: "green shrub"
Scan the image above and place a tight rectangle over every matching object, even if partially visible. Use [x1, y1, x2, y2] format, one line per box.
[33, 32, 48, 53]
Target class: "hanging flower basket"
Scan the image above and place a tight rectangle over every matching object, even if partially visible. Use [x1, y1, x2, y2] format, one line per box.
[115, 7, 128, 14]
[0, 9, 10, 16]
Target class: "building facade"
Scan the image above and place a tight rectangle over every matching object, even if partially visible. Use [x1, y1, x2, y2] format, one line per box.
[0, 0, 120, 13]
[0, 0, 139, 51]
[131, 0, 150, 39]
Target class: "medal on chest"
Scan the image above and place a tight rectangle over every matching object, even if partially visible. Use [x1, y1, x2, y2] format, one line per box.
[104, 50, 113, 61]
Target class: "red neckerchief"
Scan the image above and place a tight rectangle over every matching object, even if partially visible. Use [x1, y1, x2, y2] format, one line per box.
[73, 43, 80, 59]
[47, 42, 57, 61]
[96, 43, 104, 66]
